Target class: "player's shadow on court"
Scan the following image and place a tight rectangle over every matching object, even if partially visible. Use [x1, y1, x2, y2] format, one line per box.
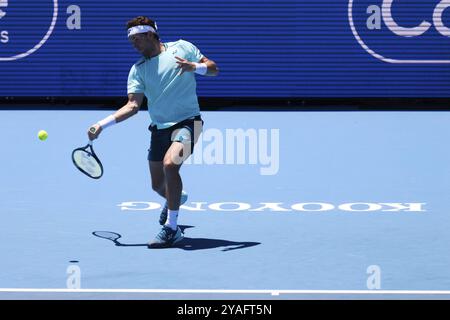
[92, 226, 260, 251]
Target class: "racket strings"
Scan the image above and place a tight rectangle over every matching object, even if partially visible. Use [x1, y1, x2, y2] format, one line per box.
[73, 149, 102, 178]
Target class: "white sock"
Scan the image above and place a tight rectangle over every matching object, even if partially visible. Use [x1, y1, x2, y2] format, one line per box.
[165, 210, 179, 230]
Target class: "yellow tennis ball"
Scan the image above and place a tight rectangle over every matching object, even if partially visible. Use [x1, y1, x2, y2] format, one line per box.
[38, 130, 48, 141]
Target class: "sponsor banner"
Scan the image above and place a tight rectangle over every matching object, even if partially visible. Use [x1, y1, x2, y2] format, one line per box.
[117, 202, 426, 212]
[350, 0, 450, 63]
[1, 1, 450, 97]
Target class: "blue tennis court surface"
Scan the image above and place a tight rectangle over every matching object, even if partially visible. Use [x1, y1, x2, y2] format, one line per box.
[0, 109, 450, 300]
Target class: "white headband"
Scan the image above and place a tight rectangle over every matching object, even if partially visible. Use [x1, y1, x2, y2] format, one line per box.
[127, 25, 157, 37]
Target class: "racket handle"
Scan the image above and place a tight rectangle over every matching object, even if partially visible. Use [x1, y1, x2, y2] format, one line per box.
[88, 126, 96, 146]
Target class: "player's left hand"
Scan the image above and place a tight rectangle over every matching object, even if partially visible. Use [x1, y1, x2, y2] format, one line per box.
[175, 56, 196, 75]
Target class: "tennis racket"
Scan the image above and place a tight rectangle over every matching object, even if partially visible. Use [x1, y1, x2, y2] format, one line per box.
[71, 138, 103, 179]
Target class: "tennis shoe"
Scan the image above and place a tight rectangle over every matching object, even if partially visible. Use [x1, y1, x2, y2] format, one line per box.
[159, 191, 188, 225]
[147, 226, 184, 248]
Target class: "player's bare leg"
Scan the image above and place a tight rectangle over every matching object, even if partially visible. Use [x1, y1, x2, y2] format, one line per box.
[149, 161, 166, 198]
[147, 142, 186, 248]
[163, 141, 186, 211]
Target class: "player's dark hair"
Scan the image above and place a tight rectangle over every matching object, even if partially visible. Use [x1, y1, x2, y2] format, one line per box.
[126, 16, 160, 41]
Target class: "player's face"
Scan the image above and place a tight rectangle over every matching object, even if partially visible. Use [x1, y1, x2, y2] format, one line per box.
[129, 33, 149, 53]
[129, 32, 159, 57]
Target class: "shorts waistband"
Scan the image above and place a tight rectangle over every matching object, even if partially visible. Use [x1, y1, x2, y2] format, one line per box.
[148, 115, 202, 133]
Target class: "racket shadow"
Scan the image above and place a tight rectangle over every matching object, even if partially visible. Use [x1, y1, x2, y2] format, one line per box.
[92, 225, 261, 251]
[92, 231, 146, 247]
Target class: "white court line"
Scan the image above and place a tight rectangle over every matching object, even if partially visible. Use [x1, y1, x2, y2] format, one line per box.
[0, 289, 450, 295]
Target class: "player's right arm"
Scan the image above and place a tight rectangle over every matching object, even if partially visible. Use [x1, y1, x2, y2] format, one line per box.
[88, 93, 144, 140]
[114, 93, 144, 122]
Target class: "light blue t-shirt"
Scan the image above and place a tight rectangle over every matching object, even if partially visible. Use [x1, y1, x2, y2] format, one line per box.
[127, 39, 204, 129]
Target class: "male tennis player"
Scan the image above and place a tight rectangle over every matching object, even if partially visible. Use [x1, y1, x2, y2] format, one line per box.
[87, 16, 219, 248]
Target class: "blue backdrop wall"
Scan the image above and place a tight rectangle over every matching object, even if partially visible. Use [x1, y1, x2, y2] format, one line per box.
[0, 0, 449, 97]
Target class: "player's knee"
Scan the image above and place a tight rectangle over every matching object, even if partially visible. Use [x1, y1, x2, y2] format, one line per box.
[163, 159, 179, 173]
[151, 181, 164, 193]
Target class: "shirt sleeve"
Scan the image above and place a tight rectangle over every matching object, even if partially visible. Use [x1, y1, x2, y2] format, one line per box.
[182, 40, 204, 62]
[127, 64, 145, 94]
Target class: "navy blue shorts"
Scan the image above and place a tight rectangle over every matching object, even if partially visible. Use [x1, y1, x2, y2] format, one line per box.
[147, 115, 204, 162]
